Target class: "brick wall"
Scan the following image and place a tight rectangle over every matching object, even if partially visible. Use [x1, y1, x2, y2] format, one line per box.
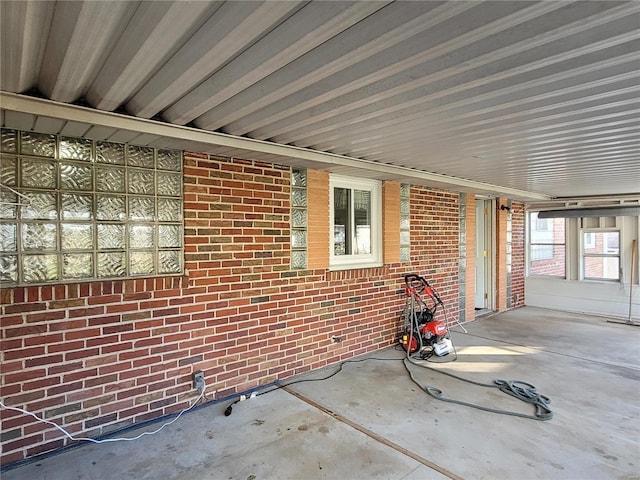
[0, 154, 463, 465]
[495, 198, 508, 311]
[409, 188, 460, 321]
[511, 202, 526, 308]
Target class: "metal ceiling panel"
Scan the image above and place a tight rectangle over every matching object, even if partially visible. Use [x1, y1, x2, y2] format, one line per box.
[230, 1, 570, 138]
[0, 0, 54, 92]
[86, 0, 221, 111]
[39, 1, 137, 102]
[0, 0, 638, 199]
[165, 1, 389, 125]
[127, 0, 305, 119]
[194, 1, 475, 131]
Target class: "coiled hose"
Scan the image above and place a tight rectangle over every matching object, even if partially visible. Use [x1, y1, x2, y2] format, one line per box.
[403, 356, 553, 421]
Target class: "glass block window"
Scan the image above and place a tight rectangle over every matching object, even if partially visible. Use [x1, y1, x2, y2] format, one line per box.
[291, 168, 307, 269]
[0, 129, 183, 285]
[400, 183, 410, 261]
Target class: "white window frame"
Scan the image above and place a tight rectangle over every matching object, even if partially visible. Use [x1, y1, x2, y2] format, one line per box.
[526, 211, 566, 277]
[329, 175, 382, 269]
[581, 229, 620, 282]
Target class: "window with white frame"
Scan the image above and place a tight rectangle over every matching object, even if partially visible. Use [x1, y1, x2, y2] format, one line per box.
[582, 230, 620, 281]
[528, 211, 566, 277]
[330, 175, 381, 268]
[0, 129, 183, 285]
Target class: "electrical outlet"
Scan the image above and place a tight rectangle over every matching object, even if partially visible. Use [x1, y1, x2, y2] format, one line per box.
[193, 370, 205, 392]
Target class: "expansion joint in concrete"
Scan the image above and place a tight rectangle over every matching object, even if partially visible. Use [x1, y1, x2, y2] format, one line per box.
[282, 385, 463, 480]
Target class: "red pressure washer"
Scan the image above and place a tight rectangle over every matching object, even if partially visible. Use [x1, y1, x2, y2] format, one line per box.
[400, 273, 454, 358]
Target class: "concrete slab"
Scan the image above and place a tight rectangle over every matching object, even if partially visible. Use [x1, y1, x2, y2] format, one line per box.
[3, 307, 639, 480]
[1, 386, 443, 480]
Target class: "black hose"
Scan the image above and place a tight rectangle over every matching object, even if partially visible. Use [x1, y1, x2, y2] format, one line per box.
[403, 357, 553, 421]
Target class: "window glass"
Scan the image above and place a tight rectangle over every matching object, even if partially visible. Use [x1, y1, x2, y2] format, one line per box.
[333, 187, 350, 256]
[583, 230, 620, 281]
[0, 128, 183, 285]
[528, 212, 565, 277]
[354, 190, 371, 255]
[330, 176, 381, 268]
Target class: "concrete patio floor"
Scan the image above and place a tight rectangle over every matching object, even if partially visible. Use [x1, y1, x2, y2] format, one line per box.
[3, 307, 639, 480]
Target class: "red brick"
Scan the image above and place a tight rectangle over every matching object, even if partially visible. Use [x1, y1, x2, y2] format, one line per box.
[48, 298, 83, 309]
[26, 439, 65, 458]
[68, 306, 104, 318]
[67, 386, 103, 402]
[47, 381, 83, 396]
[4, 302, 47, 314]
[106, 303, 140, 313]
[4, 324, 47, 338]
[25, 354, 63, 368]
[98, 362, 132, 375]
[49, 362, 83, 375]
[85, 354, 118, 367]
[23, 376, 60, 391]
[0, 314, 24, 326]
[24, 333, 64, 346]
[1, 450, 25, 465]
[48, 341, 85, 353]
[85, 373, 117, 388]
[87, 294, 122, 305]
[88, 315, 122, 326]
[64, 368, 98, 383]
[25, 310, 66, 323]
[3, 346, 45, 360]
[0, 384, 21, 396]
[5, 390, 45, 405]
[66, 328, 100, 340]
[2, 434, 44, 453]
[0, 338, 22, 352]
[48, 319, 87, 331]
[66, 348, 100, 361]
[101, 342, 133, 354]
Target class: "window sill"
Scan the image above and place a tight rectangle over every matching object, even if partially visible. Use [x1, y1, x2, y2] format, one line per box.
[329, 262, 383, 272]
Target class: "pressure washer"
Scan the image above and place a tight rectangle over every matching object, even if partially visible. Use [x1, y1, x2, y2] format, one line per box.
[400, 273, 454, 358]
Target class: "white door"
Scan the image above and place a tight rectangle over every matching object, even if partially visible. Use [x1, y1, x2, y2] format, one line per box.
[475, 199, 492, 309]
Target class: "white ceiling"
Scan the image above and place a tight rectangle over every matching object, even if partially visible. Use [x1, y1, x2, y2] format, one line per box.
[1, 0, 639, 200]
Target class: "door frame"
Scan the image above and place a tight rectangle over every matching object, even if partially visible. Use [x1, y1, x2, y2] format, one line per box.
[475, 197, 495, 311]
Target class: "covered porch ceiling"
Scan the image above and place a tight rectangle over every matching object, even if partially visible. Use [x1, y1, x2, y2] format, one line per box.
[1, 0, 639, 201]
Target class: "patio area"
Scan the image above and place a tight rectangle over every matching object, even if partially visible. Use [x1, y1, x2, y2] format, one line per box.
[3, 307, 639, 480]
